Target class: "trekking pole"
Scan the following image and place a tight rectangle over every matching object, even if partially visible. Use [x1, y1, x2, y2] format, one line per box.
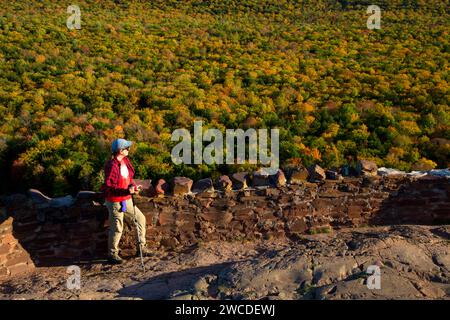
[130, 187, 145, 272]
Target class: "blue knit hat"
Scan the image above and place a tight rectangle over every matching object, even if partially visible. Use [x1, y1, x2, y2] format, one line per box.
[111, 138, 132, 153]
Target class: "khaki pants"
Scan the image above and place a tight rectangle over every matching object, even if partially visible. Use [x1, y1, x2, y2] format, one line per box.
[105, 199, 146, 256]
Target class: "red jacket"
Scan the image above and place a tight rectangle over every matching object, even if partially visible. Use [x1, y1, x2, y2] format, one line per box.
[101, 156, 137, 201]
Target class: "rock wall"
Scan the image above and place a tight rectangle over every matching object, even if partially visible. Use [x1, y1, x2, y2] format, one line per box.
[3, 193, 108, 268]
[0, 214, 35, 280]
[1, 173, 449, 279]
[135, 175, 449, 249]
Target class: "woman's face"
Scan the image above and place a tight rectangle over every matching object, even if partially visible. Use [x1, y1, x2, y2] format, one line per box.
[119, 148, 129, 156]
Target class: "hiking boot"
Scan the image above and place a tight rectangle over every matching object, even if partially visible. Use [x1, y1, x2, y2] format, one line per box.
[136, 245, 153, 257]
[107, 253, 124, 264]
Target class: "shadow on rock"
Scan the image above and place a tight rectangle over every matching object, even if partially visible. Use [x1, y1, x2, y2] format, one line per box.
[369, 177, 449, 226]
[117, 262, 237, 300]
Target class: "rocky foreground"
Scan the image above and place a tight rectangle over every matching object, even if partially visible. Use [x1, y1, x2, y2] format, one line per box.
[0, 224, 449, 300]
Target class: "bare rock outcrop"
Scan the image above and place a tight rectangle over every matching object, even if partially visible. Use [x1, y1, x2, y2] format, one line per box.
[1, 225, 448, 300]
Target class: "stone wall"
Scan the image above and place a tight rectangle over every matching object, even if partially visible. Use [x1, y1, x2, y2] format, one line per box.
[2, 193, 108, 269]
[135, 175, 449, 249]
[0, 172, 449, 280]
[0, 214, 35, 279]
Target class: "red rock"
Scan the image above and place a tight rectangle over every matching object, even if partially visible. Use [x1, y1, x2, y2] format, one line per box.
[13, 222, 40, 235]
[177, 219, 196, 232]
[264, 188, 281, 198]
[288, 218, 308, 233]
[356, 159, 378, 176]
[417, 175, 446, 181]
[308, 225, 332, 234]
[132, 179, 155, 197]
[432, 208, 450, 217]
[330, 206, 347, 218]
[216, 175, 233, 191]
[192, 178, 214, 193]
[0, 243, 12, 255]
[289, 167, 309, 184]
[307, 164, 326, 182]
[312, 198, 334, 211]
[5, 252, 32, 267]
[200, 211, 233, 225]
[320, 190, 347, 198]
[0, 225, 12, 236]
[270, 169, 287, 187]
[27, 189, 52, 206]
[239, 196, 267, 205]
[231, 172, 249, 190]
[252, 170, 270, 187]
[233, 207, 254, 218]
[229, 221, 244, 231]
[155, 179, 169, 195]
[284, 206, 308, 219]
[348, 206, 362, 218]
[54, 247, 82, 259]
[258, 212, 278, 221]
[8, 263, 34, 276]
[158, 211, 176, 226]
[172, 177, 193, 195]
[32, 237, 60, 247]
[178, 231, 196, 243]
[326, 169, 343, 181]
[160, 237, 179, 249]
[0, 267, 8, 277]
[0, 217, 13, 227]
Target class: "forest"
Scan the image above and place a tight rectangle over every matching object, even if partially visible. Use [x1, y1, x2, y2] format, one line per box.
[0, 0, 448, 196]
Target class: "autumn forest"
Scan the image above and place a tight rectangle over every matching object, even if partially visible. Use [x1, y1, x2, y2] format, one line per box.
[0, 0, 448, 196]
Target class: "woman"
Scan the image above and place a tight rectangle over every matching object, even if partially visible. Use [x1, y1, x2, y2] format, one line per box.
[102, 138, 151, 264]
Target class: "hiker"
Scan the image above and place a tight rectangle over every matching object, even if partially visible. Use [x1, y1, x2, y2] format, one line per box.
[102, 138, 152, 264]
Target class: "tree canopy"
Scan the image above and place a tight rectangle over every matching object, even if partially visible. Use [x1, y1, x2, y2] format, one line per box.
[0, 0, 448, 196]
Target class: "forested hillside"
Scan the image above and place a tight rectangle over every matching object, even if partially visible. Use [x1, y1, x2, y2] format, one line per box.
[0, 0, 448, 196]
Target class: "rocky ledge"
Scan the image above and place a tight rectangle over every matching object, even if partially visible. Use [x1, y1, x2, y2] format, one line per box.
[0, 224, 448, 300]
